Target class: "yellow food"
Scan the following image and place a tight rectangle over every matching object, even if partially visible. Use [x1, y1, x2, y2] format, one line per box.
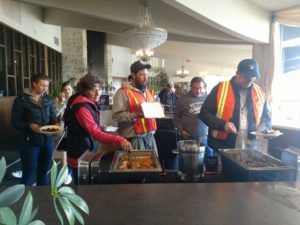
[118, 155, 155, 170]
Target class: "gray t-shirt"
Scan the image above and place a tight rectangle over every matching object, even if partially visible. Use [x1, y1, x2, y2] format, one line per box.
[174, 91, 208, 138]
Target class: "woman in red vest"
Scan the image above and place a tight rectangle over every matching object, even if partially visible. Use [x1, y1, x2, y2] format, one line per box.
[200, 59, 271, 153]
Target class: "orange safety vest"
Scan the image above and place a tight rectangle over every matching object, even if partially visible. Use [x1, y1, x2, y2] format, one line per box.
[122, 86, 157, 134]
[211, 81, 265, 140]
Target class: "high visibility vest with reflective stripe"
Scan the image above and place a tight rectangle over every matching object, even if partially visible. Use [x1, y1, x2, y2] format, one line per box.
[211, 81, 265, 140]
[122, 87, 157, 134]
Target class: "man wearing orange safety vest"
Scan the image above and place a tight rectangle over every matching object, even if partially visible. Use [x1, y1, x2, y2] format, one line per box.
[200, 59, 271, 153]
[112, 61, 158, 151]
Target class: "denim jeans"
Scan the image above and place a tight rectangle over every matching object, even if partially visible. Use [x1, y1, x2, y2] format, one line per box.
[20, 140, 54, 186]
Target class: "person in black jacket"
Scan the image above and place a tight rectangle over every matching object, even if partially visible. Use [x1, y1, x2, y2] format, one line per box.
[63, 74, 131, 184]
[199, 59, 271, 152]
[158, 82, 178, 111]
[11, 73, 58, 186]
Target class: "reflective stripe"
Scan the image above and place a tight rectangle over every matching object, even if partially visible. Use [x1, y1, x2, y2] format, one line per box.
[127, 89, 139, 106]
[213, 81, 229, 138]
[252, 84, 265, 128]
[141, 118, 147, 132]
[146, 89, 154, 101]
[217, 81, 229, 119]
[253, 84, 264, 105]
[127, 88, 147, 133]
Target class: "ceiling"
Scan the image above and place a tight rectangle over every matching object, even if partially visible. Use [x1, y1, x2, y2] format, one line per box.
[14, 0, 300, 77]
[247, 0, 300, 12]
[14, 0, 264, 44]
[15, 0, 300, 45]
[16, 0, 300, 43]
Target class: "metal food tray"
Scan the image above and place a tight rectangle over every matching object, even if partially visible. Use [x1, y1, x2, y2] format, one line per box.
[219, 149, 294, 182]
[109, 150, 162, 173]
[219, 149, 292, 170]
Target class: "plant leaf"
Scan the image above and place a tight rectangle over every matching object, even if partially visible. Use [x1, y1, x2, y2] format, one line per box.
[59, 193, 89, 215]
[18, 192, 33, 225]
[50, 161, 58, 195]
[67, 201, 85, 225]
[28, 220, 45, 225]
[0, 207, 17, 225]
[0, 184, 25, 207]
[58, 196, 75, 225]
[58, 187, 75, 195]
[53, 198, 64, 225]
[29, 207, 38, 224]
[0, 157, 6, 184]
[55, 165, 68, 188]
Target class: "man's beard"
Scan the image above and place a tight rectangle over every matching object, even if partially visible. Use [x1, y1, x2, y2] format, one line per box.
[135, 81, 146, 90]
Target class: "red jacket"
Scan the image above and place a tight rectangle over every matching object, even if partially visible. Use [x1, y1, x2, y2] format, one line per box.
[67, 95, 125, 167]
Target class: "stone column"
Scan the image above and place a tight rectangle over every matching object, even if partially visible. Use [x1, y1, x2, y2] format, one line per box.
[61, 27, 87, 82]
[105, 44, 113, 85]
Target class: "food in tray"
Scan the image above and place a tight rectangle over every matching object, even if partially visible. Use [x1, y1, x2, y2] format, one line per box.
[229, 152, 279, 168]
[41, 127, 60, 132]
[118, 155, 155, 170]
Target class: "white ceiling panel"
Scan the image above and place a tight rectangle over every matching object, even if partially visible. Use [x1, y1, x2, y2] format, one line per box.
[247, 0, 300, 12]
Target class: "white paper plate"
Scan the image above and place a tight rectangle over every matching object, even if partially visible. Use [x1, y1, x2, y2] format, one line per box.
[104, 126, 118, 133]
[39, 125, 62, 135]
[141, 102, 165, 118]
[250, 131, 283, 137]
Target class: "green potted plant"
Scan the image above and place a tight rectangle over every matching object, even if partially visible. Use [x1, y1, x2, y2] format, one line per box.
[0, 158, 89, 225]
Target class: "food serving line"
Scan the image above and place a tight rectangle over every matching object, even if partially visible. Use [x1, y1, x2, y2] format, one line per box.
[52, 127, 295, 185]
[71, 142, 294, 185]
[50, 105, 296, 185]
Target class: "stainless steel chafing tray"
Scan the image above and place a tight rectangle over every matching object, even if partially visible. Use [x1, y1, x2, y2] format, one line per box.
[109, 150, 162, 173]
[220, 149, 291, 170]
[219, 149, 294, 182]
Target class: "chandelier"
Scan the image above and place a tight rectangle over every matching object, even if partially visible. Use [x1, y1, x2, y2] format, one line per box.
[176, 65, 190, 78]
[175, 57, 192, 78]
[135, 49, 153, 62]
[123, 0, 168, 52]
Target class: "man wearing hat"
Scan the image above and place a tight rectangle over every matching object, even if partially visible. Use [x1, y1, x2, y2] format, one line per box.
[199, 59, 271, 152]
[158, 82, 178, 111]
[112, 61, 158, 151]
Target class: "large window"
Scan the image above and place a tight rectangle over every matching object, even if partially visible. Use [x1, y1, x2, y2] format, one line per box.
[272, 24, 300, 128]
[0, 23, 62, 96]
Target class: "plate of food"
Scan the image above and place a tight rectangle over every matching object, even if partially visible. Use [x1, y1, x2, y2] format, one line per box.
[39, 125, 62, 135]
[250, 129, 283, 137]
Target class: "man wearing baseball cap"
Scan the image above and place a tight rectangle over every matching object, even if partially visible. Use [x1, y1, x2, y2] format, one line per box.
[200, 59, 271, 153]
[112, 60, 158, 151]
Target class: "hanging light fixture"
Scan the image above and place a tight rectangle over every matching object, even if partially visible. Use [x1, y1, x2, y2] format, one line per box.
[175, 57, 192, 78]
[123, 0, 167, 60]
[176, 65, 190, 78]
[135, 49, 154, 62]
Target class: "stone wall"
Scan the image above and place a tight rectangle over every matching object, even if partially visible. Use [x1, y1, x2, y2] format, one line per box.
[61, 27, 87, 82]
[105, 44, 112, 85]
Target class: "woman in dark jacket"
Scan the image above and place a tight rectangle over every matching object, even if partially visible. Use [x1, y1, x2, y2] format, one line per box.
[64, 73, 132, 184]
[11, 73, 58, 186]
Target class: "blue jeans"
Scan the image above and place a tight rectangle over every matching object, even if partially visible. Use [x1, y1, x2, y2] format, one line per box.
[20, 141, 54, 186]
